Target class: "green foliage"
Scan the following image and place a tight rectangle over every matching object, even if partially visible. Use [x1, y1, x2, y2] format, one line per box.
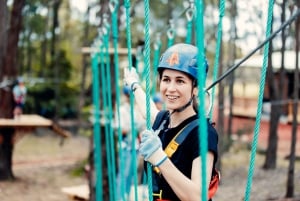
[25, 80, 79, 119]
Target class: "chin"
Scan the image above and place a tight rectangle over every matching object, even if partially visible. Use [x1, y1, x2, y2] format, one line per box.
[165, 105, 178, 111]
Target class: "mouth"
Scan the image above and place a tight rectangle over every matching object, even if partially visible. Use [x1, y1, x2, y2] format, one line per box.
[166, 95, 179, 101]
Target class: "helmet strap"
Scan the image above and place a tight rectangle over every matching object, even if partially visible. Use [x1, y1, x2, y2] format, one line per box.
[171, 96, 193, 114]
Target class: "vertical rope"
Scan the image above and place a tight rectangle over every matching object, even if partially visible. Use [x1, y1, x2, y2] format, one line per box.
[167, 20, 176, 47]
[185, 1, 195, 44]
[91, 52, 103, 201]
[110, 1, 127, 200]
[143, 0, 154, 200]
[123, 1, 140, 200]
[244, 1, 274, 200]
[103, 21, 118, 201]
[209, 0, 225, 119]
[195, 1, 208, 200]
[99, 44, 114, 201]
[151, 33, 162, 95]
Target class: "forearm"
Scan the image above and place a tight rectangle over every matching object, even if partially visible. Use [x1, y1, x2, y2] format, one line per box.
[133, 85, 159, 125]
[159, 159, 202, 201]
[158, 155, 214, 201]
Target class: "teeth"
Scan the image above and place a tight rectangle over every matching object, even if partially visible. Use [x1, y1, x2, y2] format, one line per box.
[167, 95, 178, 100]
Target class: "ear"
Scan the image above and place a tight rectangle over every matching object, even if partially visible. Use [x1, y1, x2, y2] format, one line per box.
[193, 87, 198, 96]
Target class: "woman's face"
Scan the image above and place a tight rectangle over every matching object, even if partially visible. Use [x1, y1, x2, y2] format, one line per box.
[159, 69, 195, 110]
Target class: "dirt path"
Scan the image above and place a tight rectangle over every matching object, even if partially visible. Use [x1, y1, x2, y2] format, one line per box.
[0, 130, 89, 201]
[0, 125, 299, 201]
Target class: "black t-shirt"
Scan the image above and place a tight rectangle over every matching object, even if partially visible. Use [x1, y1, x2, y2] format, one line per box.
[150, 111, 218, 200]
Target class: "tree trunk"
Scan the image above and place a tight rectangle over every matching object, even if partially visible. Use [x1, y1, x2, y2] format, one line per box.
[78, 5, 91, 123]
[226, 0, 238, 144]
[263, 14, 280, 170]
[285, 5, 299, 197]
[0, 1, 8, 77]
[0, 0, 25, 181]
[51, 0, 62, 121]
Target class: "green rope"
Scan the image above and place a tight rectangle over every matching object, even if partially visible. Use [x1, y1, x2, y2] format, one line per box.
[124, 1, 140, 201]
[99, 44, 114, 201]
[91, 52, 103, 201]
[195, 1, 208, 200]
[103, 23, 118, 201]
[185, 4, 195, 44]
[110, 1, 127, 200]
[167, 21, 176, 47]
[209, 0, 225, 119]
[124, 0, 133, 68]
[143, 0, 154, 200]
[244, 1, 274, 201]
[151, 33, 162, 95]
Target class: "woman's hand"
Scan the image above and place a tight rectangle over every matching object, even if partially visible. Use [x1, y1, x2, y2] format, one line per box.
[124, 67, 140, 90]
[139, 129, 167, 167]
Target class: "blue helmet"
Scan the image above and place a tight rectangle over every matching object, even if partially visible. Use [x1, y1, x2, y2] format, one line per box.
[157, 43, 208, 80]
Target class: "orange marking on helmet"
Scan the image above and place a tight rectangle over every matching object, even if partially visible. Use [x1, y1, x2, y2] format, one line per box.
[166, 52, 179, 66]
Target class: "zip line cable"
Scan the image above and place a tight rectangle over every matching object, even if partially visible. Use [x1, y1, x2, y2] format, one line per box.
[206, 8, 300, 92]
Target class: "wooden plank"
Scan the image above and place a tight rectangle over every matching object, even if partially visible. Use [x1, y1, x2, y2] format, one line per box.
[0, 114, 71, 137]
[61, 184, 89, 201]
[81, 47, 136, 55]
[0, 114, 52, 127]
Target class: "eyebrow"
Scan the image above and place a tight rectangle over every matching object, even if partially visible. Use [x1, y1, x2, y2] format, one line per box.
[162, 74, 187, 79]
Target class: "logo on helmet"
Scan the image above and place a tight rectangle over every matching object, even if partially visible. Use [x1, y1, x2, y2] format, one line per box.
[166, 52, 179, 66]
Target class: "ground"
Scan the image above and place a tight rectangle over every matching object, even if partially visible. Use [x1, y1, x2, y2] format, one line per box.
[0, 124, 299, 201]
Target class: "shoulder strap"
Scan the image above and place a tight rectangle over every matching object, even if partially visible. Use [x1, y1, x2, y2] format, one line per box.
[152, 110, 169, 131]
[153, 118, 199, 174]
[164, 118, 198, 158]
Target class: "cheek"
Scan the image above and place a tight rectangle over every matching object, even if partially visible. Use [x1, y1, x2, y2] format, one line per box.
[159, 82, 165, 93]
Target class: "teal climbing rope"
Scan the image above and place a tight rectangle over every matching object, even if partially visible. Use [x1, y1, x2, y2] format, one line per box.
[110, 1, 127, 200]
[123, 1, 141, 201]
[185, 2, 195, 44]
[91, 52, 103, 201]
[244, 1, 274, 201]
[99, 44, 115, 201]
[209, 0, 225, 119]
[143, 0, 154, 201]
[167, 20, 176, 48]
[195, 1, 208, 200]
[151, 33, 162, 95]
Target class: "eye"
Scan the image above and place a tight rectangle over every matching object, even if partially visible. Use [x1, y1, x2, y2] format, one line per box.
[176, 79, 185, 84]
[162, 77, 170, 83]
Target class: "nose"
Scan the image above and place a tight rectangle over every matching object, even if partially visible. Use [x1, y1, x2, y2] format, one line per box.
[166, 81, 176, 92]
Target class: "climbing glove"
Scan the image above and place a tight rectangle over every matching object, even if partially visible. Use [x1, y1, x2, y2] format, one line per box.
[124, 67, 140, 91]
[139, 129, 167, 167]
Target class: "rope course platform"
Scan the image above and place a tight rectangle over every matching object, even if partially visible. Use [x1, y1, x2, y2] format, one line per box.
[0, 114, 71, 138]
[61, 184, 89, 201]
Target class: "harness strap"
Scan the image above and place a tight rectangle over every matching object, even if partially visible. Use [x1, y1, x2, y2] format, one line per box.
[164, 119, 198, 158]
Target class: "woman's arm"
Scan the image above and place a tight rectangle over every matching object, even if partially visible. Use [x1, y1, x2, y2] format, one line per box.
[132, 85, 159, 124]
[158, 152, 215, 201]
[124, 67, 159, 124]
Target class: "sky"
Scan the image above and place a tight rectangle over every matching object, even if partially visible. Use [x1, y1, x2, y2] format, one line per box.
[70, 0, 88, 13]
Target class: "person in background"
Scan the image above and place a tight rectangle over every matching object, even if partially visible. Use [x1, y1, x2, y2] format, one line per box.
[12, 77, 27, 119]
[115, 86, 145, 200]
[124, 43, 219, 201]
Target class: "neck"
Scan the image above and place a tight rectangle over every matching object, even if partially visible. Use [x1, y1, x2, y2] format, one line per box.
[168, 106, 196, 128]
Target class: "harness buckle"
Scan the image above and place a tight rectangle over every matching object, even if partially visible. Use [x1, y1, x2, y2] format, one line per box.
[153, 189, 163, 200]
